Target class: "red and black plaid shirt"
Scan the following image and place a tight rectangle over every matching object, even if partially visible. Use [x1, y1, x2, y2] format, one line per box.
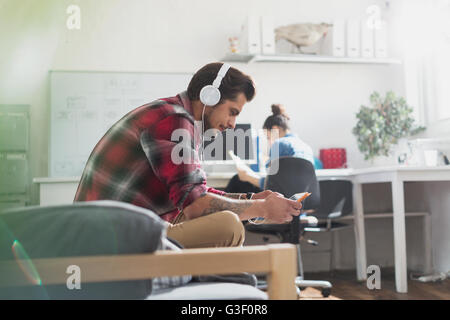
[74, 91, 224, 222]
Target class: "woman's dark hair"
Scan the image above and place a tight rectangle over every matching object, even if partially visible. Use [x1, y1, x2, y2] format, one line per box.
[187, 62, 256, 104]
[263, 104, 290, 131]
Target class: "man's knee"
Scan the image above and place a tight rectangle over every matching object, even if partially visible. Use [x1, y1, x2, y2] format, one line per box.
[214, 210, 245, 247]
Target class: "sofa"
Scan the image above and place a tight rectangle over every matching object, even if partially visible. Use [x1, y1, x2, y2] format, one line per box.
[0, 201, 297, 300]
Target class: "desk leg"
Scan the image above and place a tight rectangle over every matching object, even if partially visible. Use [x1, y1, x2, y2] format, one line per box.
[392, 178, 408, 293]
[423, 213, 433, 274]
[353, 182, 367, 281]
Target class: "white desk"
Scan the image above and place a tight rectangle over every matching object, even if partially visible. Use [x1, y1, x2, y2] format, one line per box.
[206, 169, 355, 186]
[33, 177, 80, 206]
[310, 166, 449, 293]
[32, 170, 353, 206]
[33, 173, 236, 205]
[211, 167, 450, 293]
[349, 166, 450, 293]
[34, 166, 450, 293]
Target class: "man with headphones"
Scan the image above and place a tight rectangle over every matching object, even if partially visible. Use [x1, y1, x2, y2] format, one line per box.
[75, 62, 302, 249]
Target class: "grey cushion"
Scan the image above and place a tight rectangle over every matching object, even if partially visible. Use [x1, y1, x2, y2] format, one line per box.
[0, 200, 167, 299]
[147, 282, 268, 300]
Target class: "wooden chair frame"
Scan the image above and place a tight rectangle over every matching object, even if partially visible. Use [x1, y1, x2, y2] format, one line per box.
[0, 244, 297, 300]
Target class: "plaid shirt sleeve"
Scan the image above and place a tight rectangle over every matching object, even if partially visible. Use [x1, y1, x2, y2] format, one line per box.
[140, 112, 209, 212]
[207, 187, 225, 196]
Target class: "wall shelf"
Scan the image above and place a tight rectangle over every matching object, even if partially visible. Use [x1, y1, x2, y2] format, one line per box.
[222, 53, 402, 65]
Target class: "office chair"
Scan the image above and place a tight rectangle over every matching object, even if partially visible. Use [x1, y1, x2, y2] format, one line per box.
[245, 157, 332, 297]
[303, 180, 354, 275]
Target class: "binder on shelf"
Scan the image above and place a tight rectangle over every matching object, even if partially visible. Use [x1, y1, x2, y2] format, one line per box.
[374, 22, 388, 58]
[320, 19, 345, 57]
[361, 20, 374, 58]
[240, 15, 261, 54]
[260, 16, 275, 55]
[346, 19, 361, 57]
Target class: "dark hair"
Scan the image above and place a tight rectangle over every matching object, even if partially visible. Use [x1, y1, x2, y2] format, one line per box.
[263, 104, 290, 130]
[187, 62, 256, 104]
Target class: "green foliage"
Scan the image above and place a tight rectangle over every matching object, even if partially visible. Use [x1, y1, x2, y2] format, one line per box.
[352, 91, 425, 160]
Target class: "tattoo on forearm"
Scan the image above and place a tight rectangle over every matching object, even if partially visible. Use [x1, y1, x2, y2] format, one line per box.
[201, 197, 252, 217]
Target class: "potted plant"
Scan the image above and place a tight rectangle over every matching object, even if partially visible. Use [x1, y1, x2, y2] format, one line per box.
[352, 91, 425, 162]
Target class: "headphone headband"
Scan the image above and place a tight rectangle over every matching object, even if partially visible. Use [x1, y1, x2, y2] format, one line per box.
[212, 63, 231, 88]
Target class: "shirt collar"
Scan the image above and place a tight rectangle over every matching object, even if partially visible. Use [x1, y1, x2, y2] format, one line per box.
[178, 91, 193, 116]
[178, 91, 202, 150]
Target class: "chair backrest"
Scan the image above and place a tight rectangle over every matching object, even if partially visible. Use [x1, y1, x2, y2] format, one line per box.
[315, 180, 353, 219]
[264, 157, 320, 211]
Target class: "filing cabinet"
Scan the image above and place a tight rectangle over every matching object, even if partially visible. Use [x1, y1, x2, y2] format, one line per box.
[0, 105, 30, 209]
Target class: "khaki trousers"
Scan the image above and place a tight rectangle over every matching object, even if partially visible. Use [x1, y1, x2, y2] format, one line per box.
[166, 210, 245, 249]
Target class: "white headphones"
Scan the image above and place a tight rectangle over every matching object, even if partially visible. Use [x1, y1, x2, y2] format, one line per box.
[199, 63, 232, 107]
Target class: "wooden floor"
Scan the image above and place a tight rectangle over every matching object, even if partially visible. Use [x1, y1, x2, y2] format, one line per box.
[298, 269, 450, 300]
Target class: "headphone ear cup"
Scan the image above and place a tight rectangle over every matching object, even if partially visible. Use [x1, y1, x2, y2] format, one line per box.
[200, 85, 221, 106]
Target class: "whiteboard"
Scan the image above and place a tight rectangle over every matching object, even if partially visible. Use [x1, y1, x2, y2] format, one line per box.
[49, 71, 193, 177]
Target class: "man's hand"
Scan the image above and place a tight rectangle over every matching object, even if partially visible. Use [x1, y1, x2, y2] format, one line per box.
[252, 190, 283, 200]
[183, 191, 301, 223]
[257, 193, 302, 223]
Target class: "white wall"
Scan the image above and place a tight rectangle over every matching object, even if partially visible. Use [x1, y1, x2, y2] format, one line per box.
[392, 0, 450, 274]
[0, 0, 400, 196]
[1, 0, 448, 273]
[0, 0, 65, 203]
[238, 63, 404, 169]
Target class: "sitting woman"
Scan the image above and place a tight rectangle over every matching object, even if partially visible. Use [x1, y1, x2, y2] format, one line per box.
[225, 104, 318, 194]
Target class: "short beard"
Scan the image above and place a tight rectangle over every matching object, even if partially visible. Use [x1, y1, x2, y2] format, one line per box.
[203, 113, 214, 132]
[202, 112, 222, 139]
